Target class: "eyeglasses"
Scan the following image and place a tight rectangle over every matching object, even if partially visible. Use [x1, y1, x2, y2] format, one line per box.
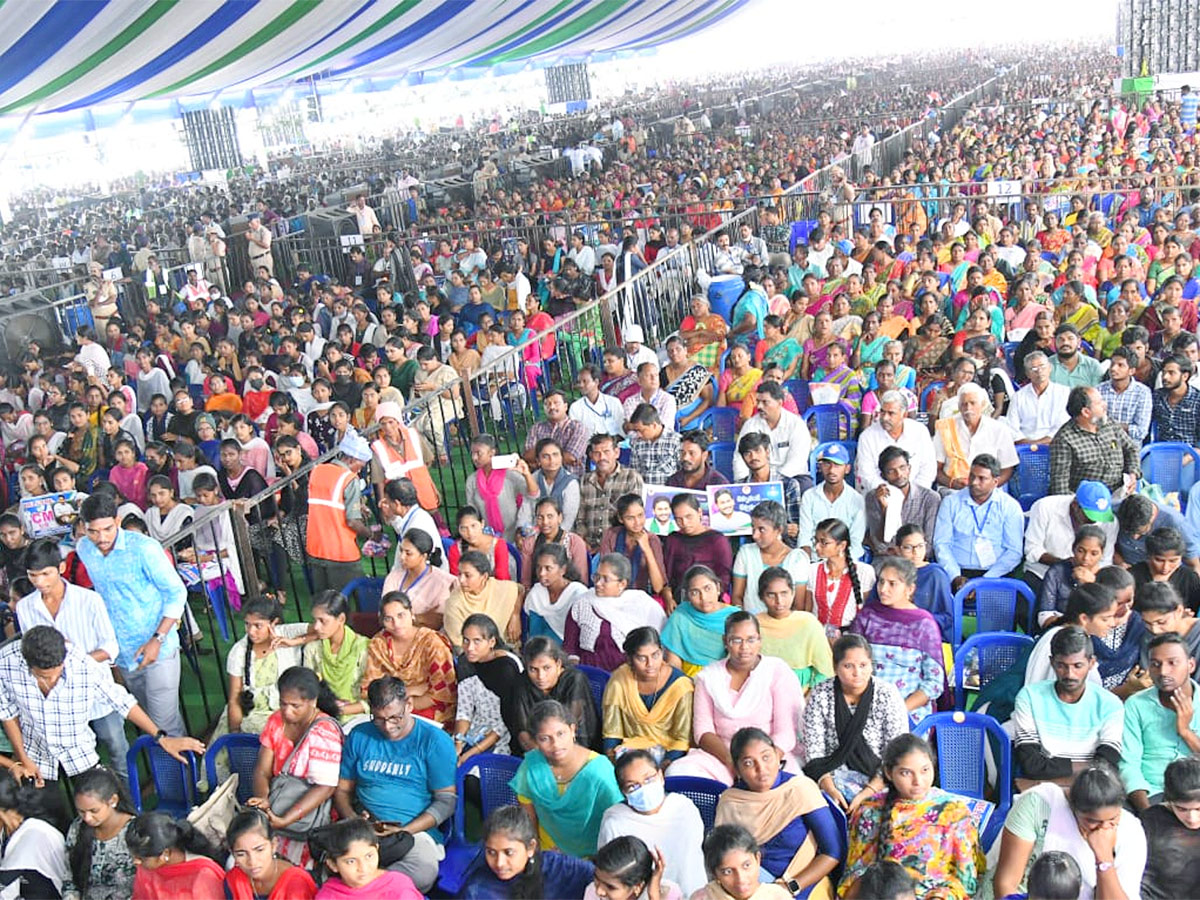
[900, 542, 926, 551]
[372, 713, 406, 727]
[620, 773, 661, 795]
[726, 636, 761, 648]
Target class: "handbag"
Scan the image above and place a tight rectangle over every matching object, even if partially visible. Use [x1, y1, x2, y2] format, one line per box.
[267, 714, 339, 839]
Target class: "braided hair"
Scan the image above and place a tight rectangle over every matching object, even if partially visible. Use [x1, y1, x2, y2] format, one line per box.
[70, 767, 138, 896]
[816, 518, 862, 612]
[876, 734, 934, 856]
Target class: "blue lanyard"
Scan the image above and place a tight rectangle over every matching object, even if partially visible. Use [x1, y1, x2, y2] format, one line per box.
[970, 499, 993, 535]
[402, 565, 431, 593]
[584, 398, 612, 418]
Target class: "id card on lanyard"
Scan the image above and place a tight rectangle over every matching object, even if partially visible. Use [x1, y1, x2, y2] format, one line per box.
[971, 499, 997, 569]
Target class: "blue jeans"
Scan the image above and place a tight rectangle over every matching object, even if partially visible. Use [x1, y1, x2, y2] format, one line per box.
[90, 710, 130, 782]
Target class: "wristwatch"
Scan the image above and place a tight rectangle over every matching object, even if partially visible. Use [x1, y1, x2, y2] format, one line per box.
[153, 632, 167, 643]
[1096, 860, 1114, 873]
[784, 878, 802, 896]
[154, 729, 168, 742]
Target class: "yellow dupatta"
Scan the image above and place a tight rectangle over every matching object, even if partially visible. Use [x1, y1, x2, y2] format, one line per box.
[935, 416, 970, 484]
[443, 577, 521, 647]
[725, 367, 763, 404]
[600, 664, 694, 753]
[756, 612, 834, 688]
[715, 775, 835, 900]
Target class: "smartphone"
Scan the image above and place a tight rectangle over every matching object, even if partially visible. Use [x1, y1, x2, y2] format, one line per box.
[492, 453, 519, 469]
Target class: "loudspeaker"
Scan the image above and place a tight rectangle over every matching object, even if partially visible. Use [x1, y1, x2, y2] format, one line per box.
[180, 108, 243, 171]
[545, 64, 591, 104]
[0, 295, 65, 365]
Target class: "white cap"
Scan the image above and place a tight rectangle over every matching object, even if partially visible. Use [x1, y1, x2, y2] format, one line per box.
[374, 401, 404, 424]
[339, 431, 372, 462]
[624, 324, 644, 344]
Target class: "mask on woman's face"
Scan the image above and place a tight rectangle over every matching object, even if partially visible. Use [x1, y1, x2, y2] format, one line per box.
[248, 378, 264, 389]
[283, 375, 304, 388]
[624, 777, 665, 813]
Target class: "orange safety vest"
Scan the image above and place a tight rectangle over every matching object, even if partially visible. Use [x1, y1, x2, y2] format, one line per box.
[372, 432, 439, 511]
[306, 463, 361, 563]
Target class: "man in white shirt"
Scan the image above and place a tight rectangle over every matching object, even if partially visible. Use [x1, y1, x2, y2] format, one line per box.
[1005, 351, 1071, 443]
[856, 391, 937, 490]
[622, 364, 677, 433]
[18, 537, 128, 779]
[567, 232, 596, 277]
[1024, 480, 1118, 584]
[570, 366, 625, 436]
[379, 478, 448, 573]
[732, 381, 811, 481]
[347, 194, 380, 235]
[624, 324, 659, 372]
[933, 383, 1020, 490]
[73, 327, 111, 379]
[736, 222, 768, 269]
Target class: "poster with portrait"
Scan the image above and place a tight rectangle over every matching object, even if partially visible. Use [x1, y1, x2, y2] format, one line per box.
[642, 485, 709, 535]
[20, 490, 82, 539]
[705, 482, 784, 536]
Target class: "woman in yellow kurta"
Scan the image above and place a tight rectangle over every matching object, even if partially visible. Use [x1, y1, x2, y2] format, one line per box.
[443, 549, 522, 647]
[601, 627, 693, 763]
[754, 567, 833, 690]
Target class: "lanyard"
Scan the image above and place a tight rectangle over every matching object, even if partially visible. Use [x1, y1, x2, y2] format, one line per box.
[970, 499, 993, 536]
[584, 398, 612, 418]
[402, 565, 431, 594]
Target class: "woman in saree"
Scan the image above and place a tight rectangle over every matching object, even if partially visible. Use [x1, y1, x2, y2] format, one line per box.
[510, 700, 623, 859]
[715, 728, 842, 900]
[757, 316, 803, 381]
[828, 293, 862, 345]
[667, 612, 803, 786]
[348, 590, 457, 725]
[1055, 279, 1101, 345]
[1003, 276, 1048, 341]
[939, 242, 971, 293]
[601, 627, 693, 763]
[518, 496, 589, 592]
[1036, 210, 1070, 257]
[852, 311, 889, 377]
[784, 291, 813, 345]
[564, 554, 666, 671]
[906, 318, 951, 382]
[800, 310, 841, 380]
[755, 567, 833, 690]
[716, 345, 762, 411]
[523, 544, 588, 644]
[810, 342, 863, 412]
[1012, 308, 1057, 382]
[729, 279, 769, 350]
[730, 501, 809, 613]
[678, 294, 728, 372]
[505, 636, 600, 753]
[598, 493, 668, 597]
[383, 530, 456, 631]
[859, 360, 917, 429]
[802, 635, 909, 809]
[848, 557, 945, 724]
[662, 336, 715, 429]
[661, 564, 739, 676]
[444, 549, 522, 648]
[838, 734, 985, 900]
[874, 338, 916, 393]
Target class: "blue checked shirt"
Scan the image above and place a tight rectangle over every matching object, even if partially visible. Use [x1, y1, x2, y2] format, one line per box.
[0, 642, 136, 779]
[76, 529, 188, 670]
[1152, 385, 1200, 445]
[1098, 379, 1153, 443]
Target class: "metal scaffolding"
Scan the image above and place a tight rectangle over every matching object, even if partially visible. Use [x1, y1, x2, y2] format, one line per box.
[1120, 0, 1200, 77]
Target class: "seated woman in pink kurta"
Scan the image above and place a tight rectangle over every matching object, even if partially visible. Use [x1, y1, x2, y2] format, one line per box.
[665, 612, 803, 786]
[563, 553, 666, 671]
[109, 437, 150, 510]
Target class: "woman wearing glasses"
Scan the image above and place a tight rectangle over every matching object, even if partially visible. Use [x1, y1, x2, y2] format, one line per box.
[666, 612, 803, 786]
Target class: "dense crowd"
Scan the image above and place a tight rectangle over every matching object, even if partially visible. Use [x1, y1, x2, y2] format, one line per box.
[2, 40, 1200, 900]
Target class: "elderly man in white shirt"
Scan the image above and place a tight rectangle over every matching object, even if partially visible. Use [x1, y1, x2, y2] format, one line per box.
[856, 390, 938, 490]
[1005, 350, 1071, 443]
[731, 380, 811, 481]
[932, 382, 1020, 490]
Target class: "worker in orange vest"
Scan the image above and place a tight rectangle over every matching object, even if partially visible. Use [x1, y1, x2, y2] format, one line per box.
[306, 431, 374, 593]
[370, 401, 440, 511]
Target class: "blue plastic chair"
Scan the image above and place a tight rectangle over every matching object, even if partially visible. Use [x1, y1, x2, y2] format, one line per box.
[919, 380, 945, 412]
[205, 733, 261, 804]
[442, 536, 456, 562]
[203, 580, 234, 643]
[676, 377, 717, 432]
[914, 711, 1013, 851]
[952, 577, 1036, 649]
[953, 633, 1035, 711]
[576, 664, 610, 719]
[1009, 443, 1051, 511]
[709, 407, 740, 442]
[506, 541, 522, 584]
[809, 440, 857, 485]
[1140, 442, 1200, 510]
[342, 576, 385, 614]
[783, 378, 810, 414]
[803, 402, 855, 442]
[664, 776, 726, 831]
[1002, 341, 1020, 379]
[437, 753, 522, 894]
[710, 441, 735, 480]
[126, 735, 200, 816]
[822, 791, 850, 884]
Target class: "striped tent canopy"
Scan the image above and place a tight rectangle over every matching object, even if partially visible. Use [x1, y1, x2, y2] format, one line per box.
[0, 0, 751, 117]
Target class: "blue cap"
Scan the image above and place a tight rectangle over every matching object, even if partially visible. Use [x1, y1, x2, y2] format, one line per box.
[817, 444, 851, 465]
[1075, 480, 1115, 523]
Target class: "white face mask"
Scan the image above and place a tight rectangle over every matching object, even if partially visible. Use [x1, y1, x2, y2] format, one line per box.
[283, 376, 304, 388]
[624, 777, 665, 814]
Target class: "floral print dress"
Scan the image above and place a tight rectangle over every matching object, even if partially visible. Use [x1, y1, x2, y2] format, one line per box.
[63, 817, 136, 900]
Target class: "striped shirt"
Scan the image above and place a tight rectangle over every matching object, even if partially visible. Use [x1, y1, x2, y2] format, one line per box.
[17, 580, 119, 665]
[0, 642, 136, 780]
[1012, 679, 1123, 765]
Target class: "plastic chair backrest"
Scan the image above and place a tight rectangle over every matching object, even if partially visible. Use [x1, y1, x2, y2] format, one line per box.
[809, 440, 858, 486]
[951, 577, 1036, 649]
[1009, 443, 1051, 511]
[576, 664, 610, 719]
[709, 441, 735, 481]
[451, 753, 521, 844]
[919, 380, 945, 412]
[442, 536, 456, 562]
[953, 632, 1035, 711]
[1001, 342, 1020, 379]
[506, 541, 522, 584]
[803, 403, 855, 442]
[783, 378, 810, 414]
[664, 776, 725, 831]
[709, 407, 740, 442]
[205, 733, 261, 805]
[913, 711, 1013, 851]
[1140, 442, 1200, 510]
[126, 735, 199, 816]
[342, 576, 385, 614]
